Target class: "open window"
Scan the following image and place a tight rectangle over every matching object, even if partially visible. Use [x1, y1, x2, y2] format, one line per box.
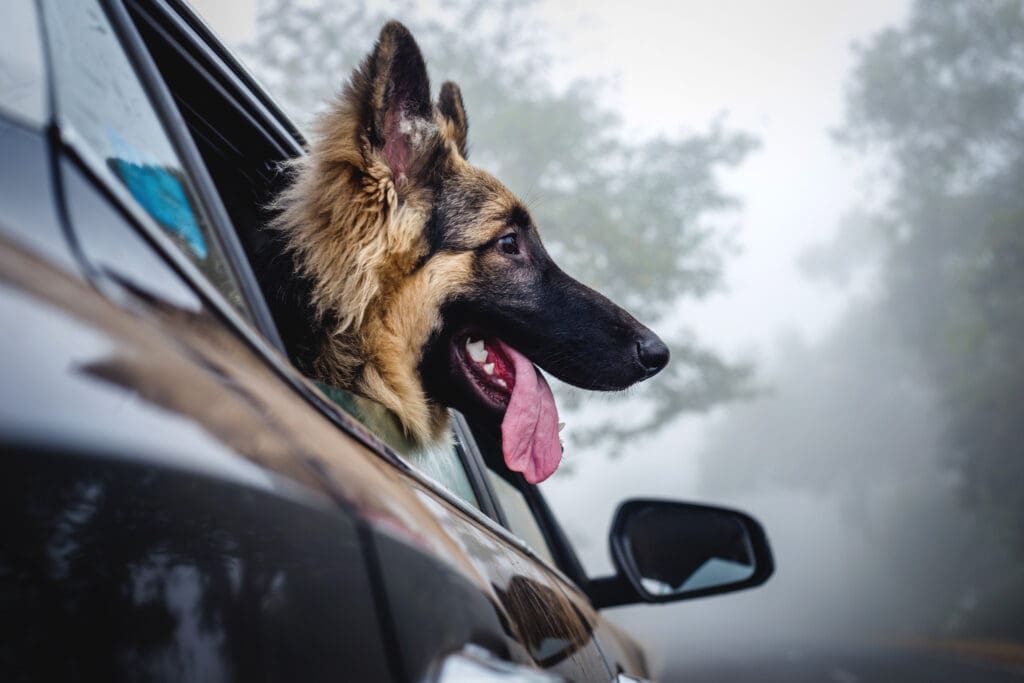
[123, 0, 498, 515]
[122, 2, 594, 585]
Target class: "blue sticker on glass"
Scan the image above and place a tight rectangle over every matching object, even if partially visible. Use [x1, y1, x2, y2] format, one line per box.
[105, 130, 208, 260]
[111, 159, 208, 259]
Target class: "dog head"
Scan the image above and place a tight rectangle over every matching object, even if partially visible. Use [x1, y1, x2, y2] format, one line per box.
[276, 22, 668, 481]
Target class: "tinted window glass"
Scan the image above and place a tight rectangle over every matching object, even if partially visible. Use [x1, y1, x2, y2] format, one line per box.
[486, 468, 555, 565]
[315, 382, 479, 508]
[39, 0, 251, 320]
[406, 436, 479, 509]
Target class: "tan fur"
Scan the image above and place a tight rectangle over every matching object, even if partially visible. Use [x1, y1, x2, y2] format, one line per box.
[270, 83, 474, 444]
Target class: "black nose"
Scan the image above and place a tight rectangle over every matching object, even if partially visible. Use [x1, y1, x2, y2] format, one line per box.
[635, 335, 670, 375]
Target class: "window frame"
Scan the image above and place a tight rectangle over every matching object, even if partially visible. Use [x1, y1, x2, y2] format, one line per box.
[106, 0, 587, 584]
[100, 0, 286, 352]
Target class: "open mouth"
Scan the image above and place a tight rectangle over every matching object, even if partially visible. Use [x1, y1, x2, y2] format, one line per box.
[449, 329, 563, 484]
[453, 333, 516, 411]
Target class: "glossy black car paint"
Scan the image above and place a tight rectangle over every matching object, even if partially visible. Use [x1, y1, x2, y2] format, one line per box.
[0, 447, 392, 682]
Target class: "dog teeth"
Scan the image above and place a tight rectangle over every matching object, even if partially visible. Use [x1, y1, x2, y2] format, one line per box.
[558, 422, 565, 433]
[466, 338, 488, 363]
[483, 363, 494, 375]
[496, 378, 507, 388]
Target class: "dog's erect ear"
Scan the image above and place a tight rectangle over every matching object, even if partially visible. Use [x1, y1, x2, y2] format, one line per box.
[438, 81, 469, 158]
[356, 21, 433, 181]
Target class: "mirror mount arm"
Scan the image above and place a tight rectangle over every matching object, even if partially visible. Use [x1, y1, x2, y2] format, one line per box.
[587, 574, 640, 610]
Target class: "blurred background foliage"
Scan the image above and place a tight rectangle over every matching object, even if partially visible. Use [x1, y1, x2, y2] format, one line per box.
[841, 0, 1024, 557]
[242, 0, 758, 450]
[844, 0, 1024, 635]
[702, 0, 1024, 640]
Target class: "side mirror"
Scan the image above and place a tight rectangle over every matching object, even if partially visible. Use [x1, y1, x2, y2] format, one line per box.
[590, 499, 774, 609]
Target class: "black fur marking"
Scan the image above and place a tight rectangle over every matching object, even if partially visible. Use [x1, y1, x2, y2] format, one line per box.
[428, 180, 491, 248]
[449, 183, 492, 228]
[360, 22, 432, 152]
[414, 203, 452, 271]
[507, 205, 531, 230]
[438, 81, 469, 158]
[381, 22, 432, 122]
[385, 23, 432, 120]
[358, 53, 385, 150]
[415, 138, 453, 189]
[423, 204, 448, 256]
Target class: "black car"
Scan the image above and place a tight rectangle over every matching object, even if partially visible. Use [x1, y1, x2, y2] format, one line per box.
[0, 1, 773, 680]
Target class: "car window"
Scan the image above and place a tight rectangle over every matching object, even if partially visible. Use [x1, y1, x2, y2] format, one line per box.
[39, 0, 252, 322]
[485, 468, 556, 565]
[116, 0, 495, 516]
[117, 3, 490, 514]
[315, 381, 479, 508]
[412, 428, 479, 509]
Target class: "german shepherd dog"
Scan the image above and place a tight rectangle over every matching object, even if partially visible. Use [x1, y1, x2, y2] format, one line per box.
[271, 22, 668, 483]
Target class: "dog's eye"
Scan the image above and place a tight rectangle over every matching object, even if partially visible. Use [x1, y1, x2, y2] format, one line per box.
[497, 234, 519, 255]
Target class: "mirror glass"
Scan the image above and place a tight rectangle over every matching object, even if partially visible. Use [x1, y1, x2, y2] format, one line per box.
[617, 502, 757, 598]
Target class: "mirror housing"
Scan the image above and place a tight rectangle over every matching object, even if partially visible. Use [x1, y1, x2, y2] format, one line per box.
[589, 499, 774, 609]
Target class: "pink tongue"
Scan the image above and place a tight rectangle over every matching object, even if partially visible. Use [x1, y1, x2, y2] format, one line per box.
[496, 340, 562, 484]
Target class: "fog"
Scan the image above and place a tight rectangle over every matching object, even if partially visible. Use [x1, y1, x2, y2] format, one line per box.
[193, 0, 1024, 677]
